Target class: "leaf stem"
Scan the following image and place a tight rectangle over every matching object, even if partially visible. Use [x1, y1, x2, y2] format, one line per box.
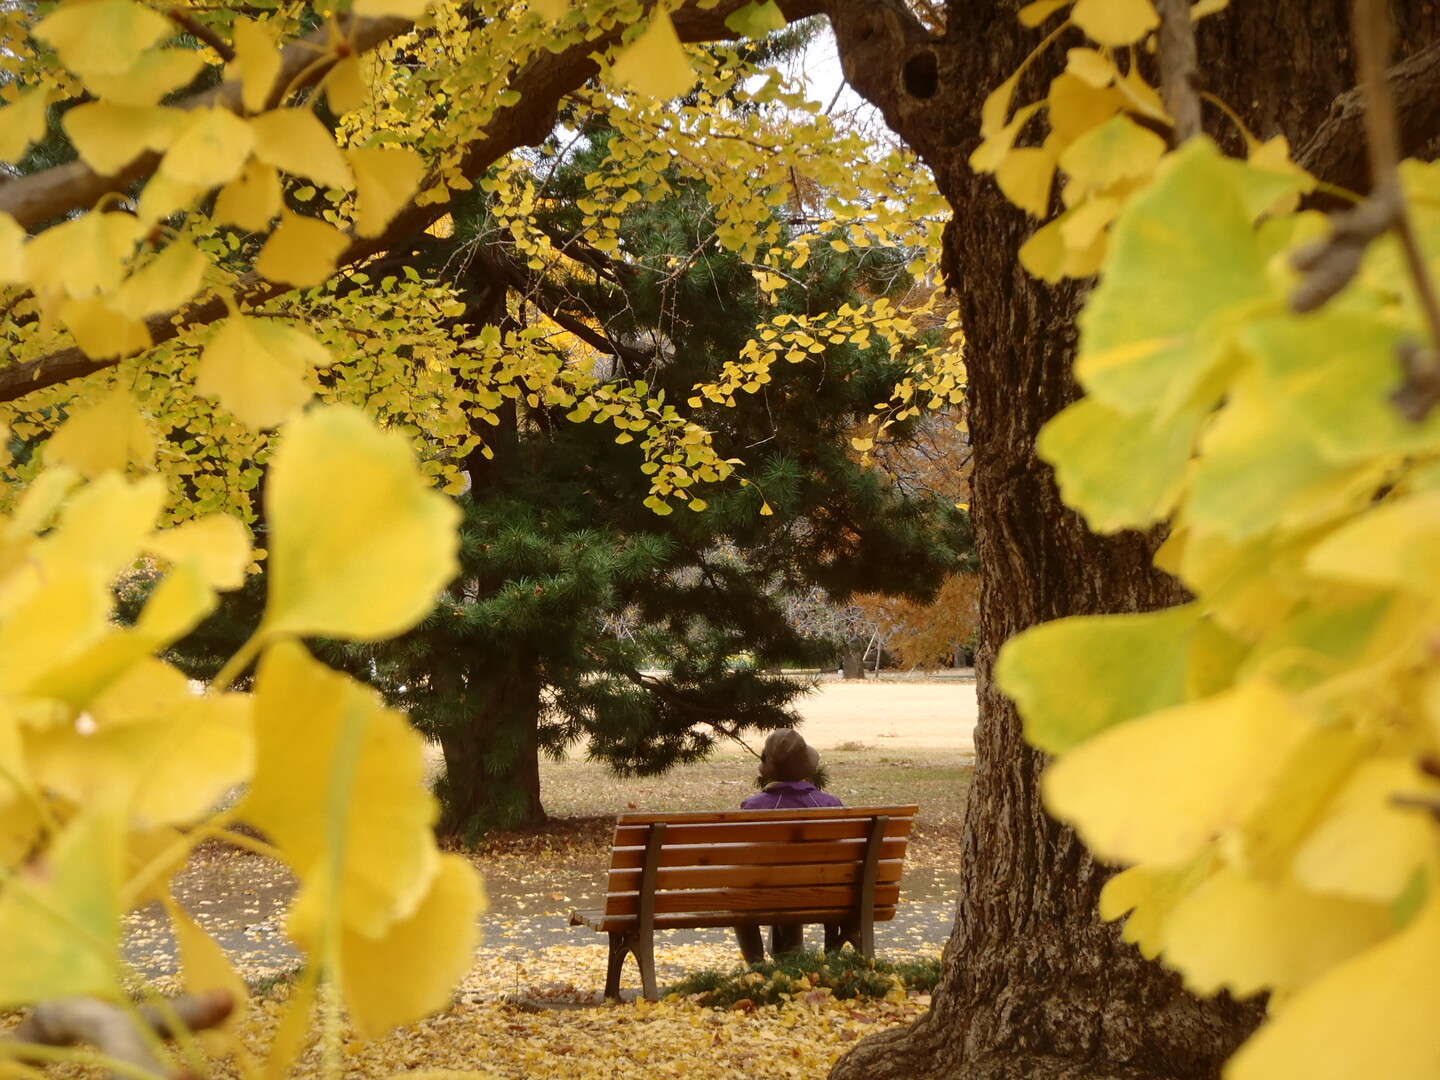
[213, 629, 264, 693]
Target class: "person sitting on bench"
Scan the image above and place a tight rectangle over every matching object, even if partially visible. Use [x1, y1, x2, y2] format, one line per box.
[735, 728, 843, 962]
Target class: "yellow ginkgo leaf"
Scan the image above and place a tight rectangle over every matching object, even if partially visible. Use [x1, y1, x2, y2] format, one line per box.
[970, 102, 1044, 174]
[1161, 867, 1392, 998]
[164, 895, 249, 1044]
[160, 106, 256, 189]
[1099, 855, 1215, 960]
[85, 48, 205, 107]
[132, 562, 219, 645]
[57, 296, 153, 360]
[348, 146, 426, 238]
[354, 0, 432, 18]
[323, 57, 369, 116]
[530, 0, 568, 18]
[1306, 489, 1440, 595]
[1042, 679, 1312, 866]
[42, 388, 156, 477]
[255, 212, 349, 288]
[328, 855, 484, 1039]
[25, 693, 252, 827]
[609, 11, 696, 100]
[26, 211, 144, 299]
[1066, 47, 1117, 88]
[0, 811, 124, 1008]
[114, 239, 207, 319]
[147, 515, 252, 591]
[0, 705, 41, 867]
[243, 641, 439, 937]
[1292, 757, 1439, 903]
[230, 17, 282, 115]
[34, 0, 171, 80]
[1058, 114, 1166, 195]
[33, 473, 166, 587]
[0, 87, 53, 164]
[1046, 73, 1128, 145]
[1019, 0, 1072, 26]
[250, 109, 354, 191]
[1071, 0, 1159, 45]
[195, 315, 328, 429]
[1227, 898, 1440, 1080]
[137, 171, 207, 226]
[24, 629, 155, 709]
[260, 406, 460, 641]
[994, 147, 1056, 218]
[213, 160, 282, 232]
[88, 656, 192, 726]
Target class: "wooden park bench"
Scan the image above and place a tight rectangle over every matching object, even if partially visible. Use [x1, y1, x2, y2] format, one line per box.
[569, 804, 918, 1000]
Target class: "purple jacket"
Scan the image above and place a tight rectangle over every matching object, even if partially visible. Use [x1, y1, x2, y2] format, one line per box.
[741, 781, 844, 810]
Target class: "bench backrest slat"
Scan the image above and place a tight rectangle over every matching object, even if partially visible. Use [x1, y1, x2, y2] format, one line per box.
[600, 805, 915, 920]
[607, 857, 906, 894]
[613, 805, 917, 826]
[612, 816, 913, 847]
[606, 835, 910, 872]
[602, 882, 903, 917]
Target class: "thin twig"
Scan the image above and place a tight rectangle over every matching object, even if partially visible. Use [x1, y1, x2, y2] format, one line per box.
[167, 8, 236, 64]
[1155, 0, 1202, 143]
[1354, 0, 1440, 417]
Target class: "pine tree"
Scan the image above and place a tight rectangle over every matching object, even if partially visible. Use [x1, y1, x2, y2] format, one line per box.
[338, 124, 970, 839]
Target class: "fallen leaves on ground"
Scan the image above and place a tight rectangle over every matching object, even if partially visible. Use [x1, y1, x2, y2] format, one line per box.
[237, 952, 930, 1080]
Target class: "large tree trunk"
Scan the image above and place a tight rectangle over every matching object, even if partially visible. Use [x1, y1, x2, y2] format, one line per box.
[824, 2, 1440, 1078]
[435, 662, 548, 840]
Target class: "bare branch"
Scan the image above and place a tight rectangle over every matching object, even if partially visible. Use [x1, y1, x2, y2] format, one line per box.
[1297, 39, 1440, 194]
[9, 991, 234, 1080]
[1155, 0, 1202, 144]
[166, 9, 236, 64]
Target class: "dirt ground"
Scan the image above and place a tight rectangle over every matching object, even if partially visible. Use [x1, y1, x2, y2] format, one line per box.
[730, 672, 978, 756]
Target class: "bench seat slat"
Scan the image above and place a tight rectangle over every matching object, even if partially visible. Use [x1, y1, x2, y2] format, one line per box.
[600, 882, 902, 917]
[613, 805, 918, 826]
[607, 858, 905, 893]
[571, 906, 900, 934]
[606, 836, 909, 870]
[613, 817, 913, 847]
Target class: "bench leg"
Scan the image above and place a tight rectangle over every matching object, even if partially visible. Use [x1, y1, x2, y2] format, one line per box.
[735, 926, 765, 964]
[636, 932, 658, 1002]
[605, 933, 629, 1000]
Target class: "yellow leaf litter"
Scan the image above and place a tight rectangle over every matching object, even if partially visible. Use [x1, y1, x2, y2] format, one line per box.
[3, 942, 929, 1080]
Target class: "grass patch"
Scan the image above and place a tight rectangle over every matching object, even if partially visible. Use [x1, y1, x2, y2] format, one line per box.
[832, 740, 871, 752]
[669, 949, 941, 1008]
[248, 968, 304, 998]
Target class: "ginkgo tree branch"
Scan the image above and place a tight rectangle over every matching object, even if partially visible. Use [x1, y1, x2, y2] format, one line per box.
[1297, 38, 1440, 194]
[0, 14, 411, 229]
[0, 0, 828, 405]
[8, 991, 234, 1080]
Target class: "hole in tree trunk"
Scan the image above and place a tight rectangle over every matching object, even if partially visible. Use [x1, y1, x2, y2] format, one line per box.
[902, 51, 939, 100]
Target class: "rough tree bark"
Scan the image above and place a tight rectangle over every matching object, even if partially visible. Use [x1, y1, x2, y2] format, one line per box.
[433, 662, 548, 838]
[821, 2, 1440, 1079]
